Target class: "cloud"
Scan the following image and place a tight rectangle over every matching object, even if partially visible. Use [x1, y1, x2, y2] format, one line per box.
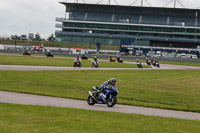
[0, 0, 64, 38]
[0, 0, 199, 38]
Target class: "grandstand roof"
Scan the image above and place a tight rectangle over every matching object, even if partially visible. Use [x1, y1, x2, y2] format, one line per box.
[60, 2, 200, 17]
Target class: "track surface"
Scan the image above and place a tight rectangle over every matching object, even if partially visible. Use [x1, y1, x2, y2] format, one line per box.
[0, 91, 200, 120]
[0, 64, 200, 70]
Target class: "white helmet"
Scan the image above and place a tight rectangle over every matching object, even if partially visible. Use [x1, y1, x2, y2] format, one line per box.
[109, 78, 116, 85]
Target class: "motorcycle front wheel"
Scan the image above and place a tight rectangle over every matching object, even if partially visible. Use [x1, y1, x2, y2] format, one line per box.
[87, 96, 96, 105]
[107, 95, 117, 107]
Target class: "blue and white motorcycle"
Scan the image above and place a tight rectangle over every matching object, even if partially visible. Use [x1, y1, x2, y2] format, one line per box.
[87, 86, 118, 107]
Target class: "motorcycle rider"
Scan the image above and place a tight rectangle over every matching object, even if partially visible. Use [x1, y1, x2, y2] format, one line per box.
[46, 49, 51, 55]
[24, 49, 28, 54]
[136, 59, 142, 64]
[97, 78, 117, 103]
[136, 59, 142, 68]
[146, 58, 151, 66]
[92, 56, 98, 67]
[74, 56, 82, 67]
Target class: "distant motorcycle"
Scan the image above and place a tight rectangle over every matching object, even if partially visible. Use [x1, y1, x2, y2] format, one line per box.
[137, 61, 143, 69]
[146, 59, 151, 66]
[74, 60, 81, 68]
[151, 60, 160, 68]
[117, 57, 123, 63]
[46, 52, 54, 57]
[23, 50, 31, 56]
[109, 57, 116, 62]
[92, 60, 98, 68]
[87, 86, 118, 107]
[81, 54, 88, 60]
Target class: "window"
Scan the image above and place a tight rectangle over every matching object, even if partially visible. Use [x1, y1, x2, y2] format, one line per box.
[163, 28, 173, 32]
[118, 25, 128, 30]
[86, 24, 96, 28]
[174, 28, 184, 33]
[108, 25, 118, 29]
[63, 22, 73, 27]
[96, 24, 107, 29]
[141, 27, 153, 31]
[130, 26, 140, 30]
[74, 23, 84, 27]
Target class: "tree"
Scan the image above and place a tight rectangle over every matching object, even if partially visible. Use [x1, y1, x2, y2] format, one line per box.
[20, 34, 27, 40]
[47, 34, 55, 42]
[11, 35, 20, 40]
[35, 33, 41, 41]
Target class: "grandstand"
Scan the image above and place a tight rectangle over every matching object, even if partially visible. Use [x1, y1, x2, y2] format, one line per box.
[55, 2, 200, 50]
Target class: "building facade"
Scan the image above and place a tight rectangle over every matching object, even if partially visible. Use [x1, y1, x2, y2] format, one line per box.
[55, 2, 200, 49]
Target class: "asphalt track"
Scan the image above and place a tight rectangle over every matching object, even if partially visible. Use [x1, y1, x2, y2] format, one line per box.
[0, 91, 200, 120]
[0, 63, 200, 70]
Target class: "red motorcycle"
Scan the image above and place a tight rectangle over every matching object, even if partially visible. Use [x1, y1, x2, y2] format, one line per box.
[23, 50, 31, 56]
[146, 59, 151, 66]
[74, 61, 81, 68]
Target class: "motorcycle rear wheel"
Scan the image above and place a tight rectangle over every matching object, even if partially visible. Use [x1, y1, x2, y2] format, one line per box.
[107, 95, 117, 107]
[87, 96, 96, 105]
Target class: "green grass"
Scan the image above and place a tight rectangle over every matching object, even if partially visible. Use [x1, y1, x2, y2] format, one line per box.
[1, 70, 200, 112]
[0, 103, 200, 133]
[0, 54, 143, 68]
[1, 52, 200, 67]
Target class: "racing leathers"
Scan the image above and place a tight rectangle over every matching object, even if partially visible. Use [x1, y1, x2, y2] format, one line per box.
[98, 80, 117, 103]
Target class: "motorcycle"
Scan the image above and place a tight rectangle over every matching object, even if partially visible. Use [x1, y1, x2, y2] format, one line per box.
[146, 59, 151, 67]
[23, 50, 31, 56]
[87, 86, 118, 107]
[46, 52, 54, 57]
[74, 60, 81, 68]
[137, 61, 143, 69]
[92, 60, 98, 68]
[81, 54, 88, 60]
[109, 57, 116, 62]
[117, 57, 123, 63]
[151, 60, 160, 68]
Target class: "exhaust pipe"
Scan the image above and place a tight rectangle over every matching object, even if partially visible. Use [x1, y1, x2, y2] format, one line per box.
[88, 91, 93, 96]
[88, 91, 98, 102]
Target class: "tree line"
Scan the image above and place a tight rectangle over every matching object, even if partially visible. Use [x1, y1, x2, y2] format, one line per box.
[10, 33, 55, 42]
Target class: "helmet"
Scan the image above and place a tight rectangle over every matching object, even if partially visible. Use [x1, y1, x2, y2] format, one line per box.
[109, 78, 116, 85]
[94, 56, 96, 59]
[136, 59, 139, 61]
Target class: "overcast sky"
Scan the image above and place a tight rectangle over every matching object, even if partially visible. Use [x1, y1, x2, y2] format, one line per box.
[0, 0, 200, 39]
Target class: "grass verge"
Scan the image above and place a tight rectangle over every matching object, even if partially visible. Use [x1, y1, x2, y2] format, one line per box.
[0, 54, 143, 68]
[0, 103, 200, 133]
[0, 70, 200, 112]
[1, 53, 200, 67]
